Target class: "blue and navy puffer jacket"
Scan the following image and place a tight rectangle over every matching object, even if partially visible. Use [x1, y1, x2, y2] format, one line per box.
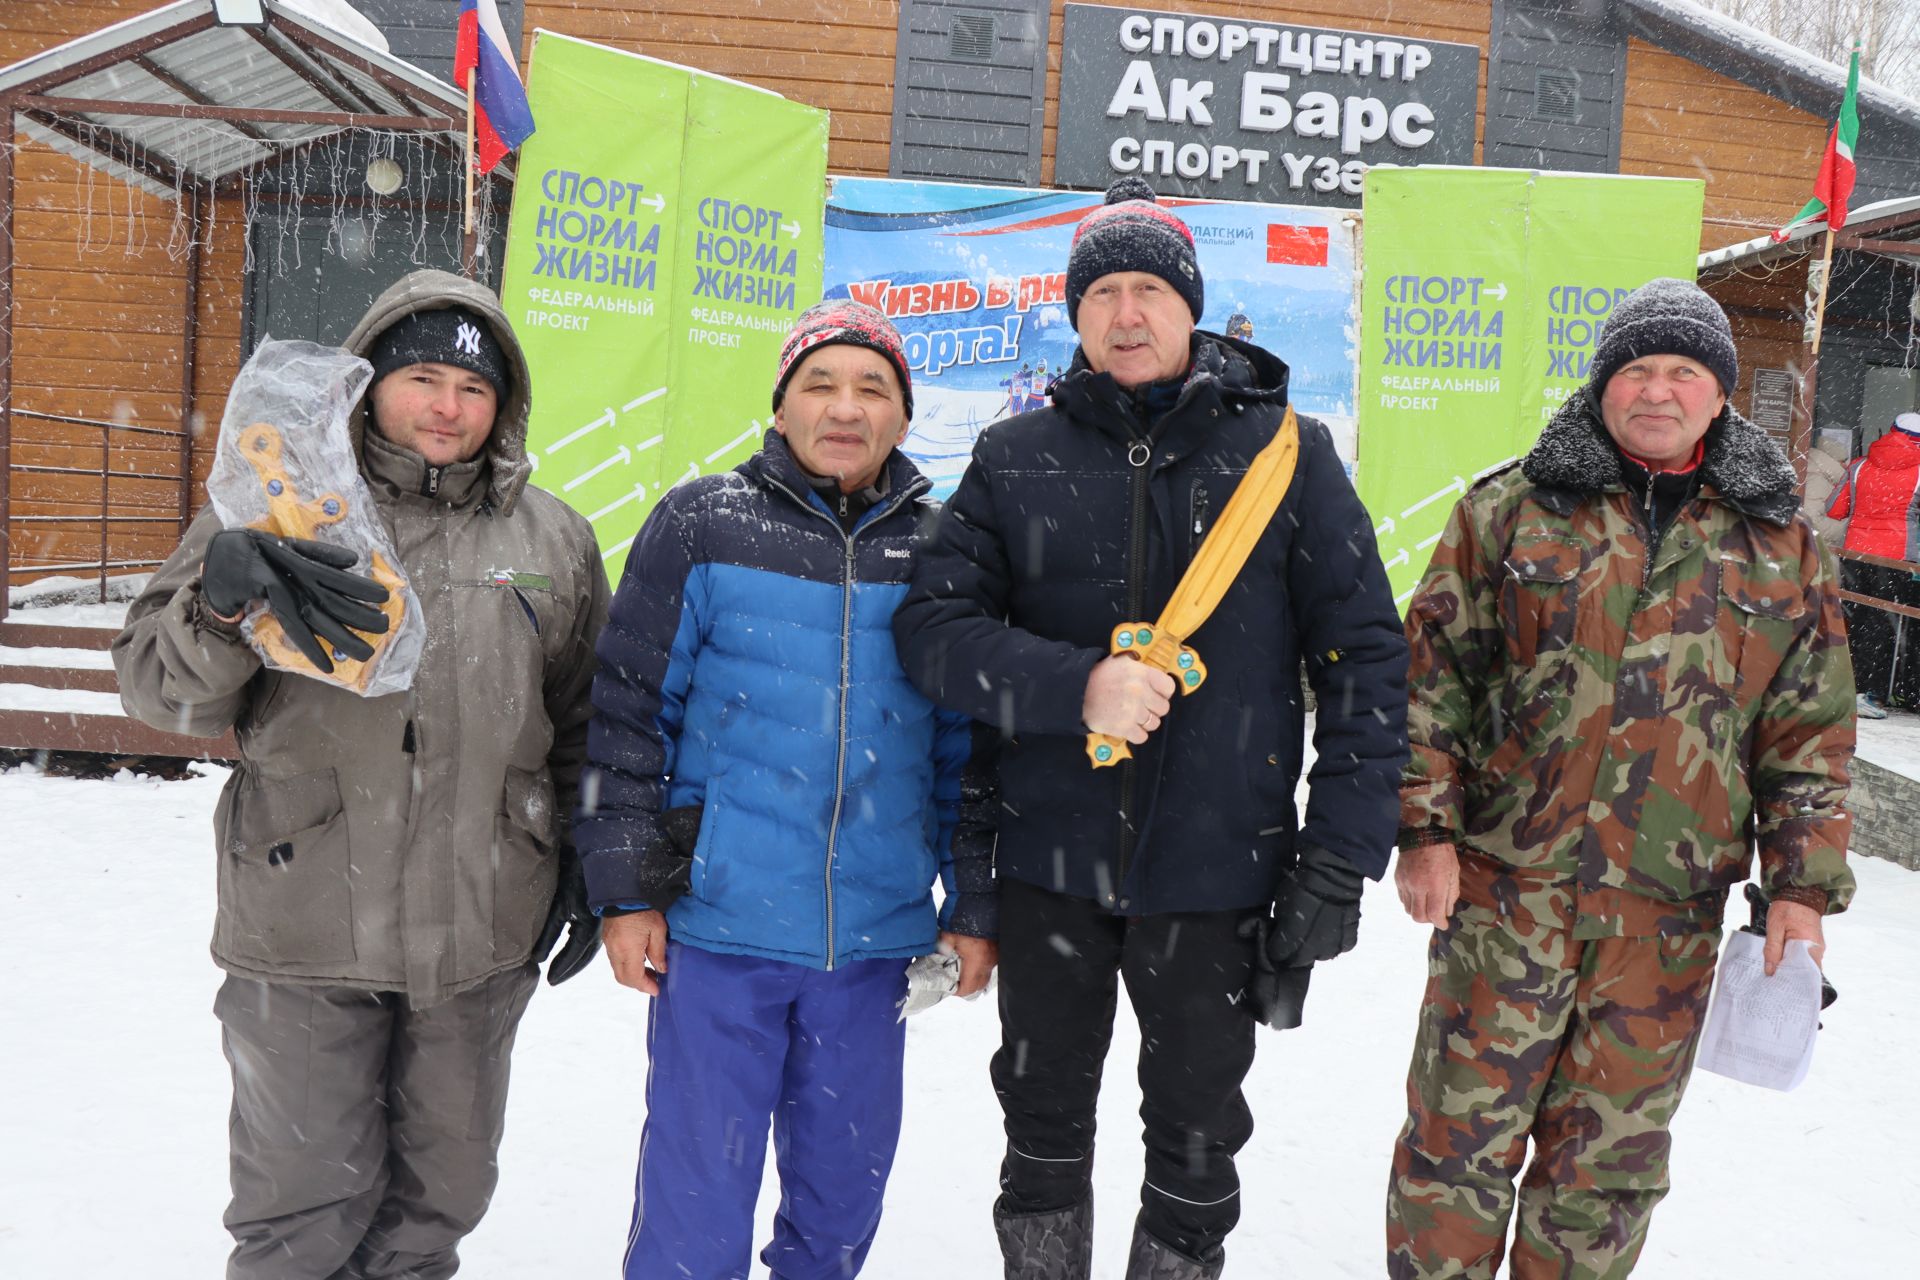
[576, 432, 995, 969]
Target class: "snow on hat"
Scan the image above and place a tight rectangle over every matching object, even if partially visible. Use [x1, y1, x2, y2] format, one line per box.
[368, 305, 511, 402]
[772, 299, 914, 421]
[1066, 177, 1204, 327]
[1588, 277, 1739, 397]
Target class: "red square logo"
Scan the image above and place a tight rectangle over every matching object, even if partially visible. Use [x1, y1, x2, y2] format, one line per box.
[1267, 224, 1330, 267]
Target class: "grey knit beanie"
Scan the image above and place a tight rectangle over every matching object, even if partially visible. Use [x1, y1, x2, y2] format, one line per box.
[1588, 277, 1738, 396]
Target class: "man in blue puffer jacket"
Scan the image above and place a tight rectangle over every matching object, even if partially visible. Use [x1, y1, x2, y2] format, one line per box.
[577, 300, 998, 1280]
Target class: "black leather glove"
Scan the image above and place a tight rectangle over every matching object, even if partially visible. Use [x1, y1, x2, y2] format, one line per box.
[627, 805, 703, 911]
[201, 529, 390, 674]
[534, 848, 601, 986]
[1238, 914, 1313, 1030]
[1267, 843, 1365, 968]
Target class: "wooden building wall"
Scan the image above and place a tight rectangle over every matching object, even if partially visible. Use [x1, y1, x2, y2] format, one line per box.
[1620, 38, 1829, 252]
[0, 0, 1870, 585]
[6, 2, 243, 583]
[519, 0, 902, 176]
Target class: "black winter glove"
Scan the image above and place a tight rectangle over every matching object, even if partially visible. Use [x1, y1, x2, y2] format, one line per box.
[1237, 914, 1313, 1030]
[534, 849, 601, 986]
[1266, 843, 1365, 967]
[201, 529, 390, 674]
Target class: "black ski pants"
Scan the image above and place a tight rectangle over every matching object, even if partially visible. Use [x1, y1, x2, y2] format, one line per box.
[992, 877, 1259, 1260]
[1842, 559, 1920, 706]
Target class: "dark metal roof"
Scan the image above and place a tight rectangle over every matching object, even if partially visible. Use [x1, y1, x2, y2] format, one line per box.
[0, 0, 478, 199]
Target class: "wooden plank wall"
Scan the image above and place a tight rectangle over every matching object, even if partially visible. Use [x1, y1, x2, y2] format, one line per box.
[5, 3, 244, 584]
[1621, 38, 1828, 251]
[0, 0, 1862, 589]
[519, 0, 902, 176]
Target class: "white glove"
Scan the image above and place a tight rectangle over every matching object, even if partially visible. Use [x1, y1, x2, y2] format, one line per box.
[897, 949, 962, 1020]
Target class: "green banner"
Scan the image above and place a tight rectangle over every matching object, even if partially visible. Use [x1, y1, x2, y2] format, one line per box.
[500, 32, 828, 570]
[1356, 168, 1703, 603]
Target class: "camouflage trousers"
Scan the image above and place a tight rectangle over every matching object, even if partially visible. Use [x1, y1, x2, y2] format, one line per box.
[1386, 904, 1721, 1279]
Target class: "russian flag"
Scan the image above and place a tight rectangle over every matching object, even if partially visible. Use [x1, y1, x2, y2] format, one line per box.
[454, 0, 534, 174]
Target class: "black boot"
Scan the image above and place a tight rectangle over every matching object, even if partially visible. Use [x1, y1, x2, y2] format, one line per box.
[1125, 1220, 1225, 1280]
[994, 1196, 1093, 1280]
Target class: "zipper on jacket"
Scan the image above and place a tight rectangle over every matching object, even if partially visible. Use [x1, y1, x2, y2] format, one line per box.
[823, 535, 856, 969]
[761, 469, 930, 968]
[422, 465, 442, 499]
[1118, 426, 1152, 899]
[1191, 482, 1211, 558]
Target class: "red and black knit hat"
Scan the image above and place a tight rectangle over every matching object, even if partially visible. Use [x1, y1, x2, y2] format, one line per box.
[1066, 177, 1204, 327]
[771, 299, 914, 421]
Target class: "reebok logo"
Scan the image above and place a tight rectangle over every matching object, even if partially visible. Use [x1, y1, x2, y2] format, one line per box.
[455, 321, 483, 356]
[884, 548, 912, 559]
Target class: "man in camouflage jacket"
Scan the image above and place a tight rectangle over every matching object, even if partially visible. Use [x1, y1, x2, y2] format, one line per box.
[1385, 278, 1856, 1279]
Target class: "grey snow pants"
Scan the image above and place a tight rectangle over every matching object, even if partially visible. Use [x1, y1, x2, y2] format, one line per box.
[214, 963, 540, 1280]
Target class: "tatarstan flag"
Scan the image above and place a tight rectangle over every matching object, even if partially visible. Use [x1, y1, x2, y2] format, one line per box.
[1773, 41, 1860, 242]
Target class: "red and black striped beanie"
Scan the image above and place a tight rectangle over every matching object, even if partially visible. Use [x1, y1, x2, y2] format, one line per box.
[1066, 177, 1204, 327]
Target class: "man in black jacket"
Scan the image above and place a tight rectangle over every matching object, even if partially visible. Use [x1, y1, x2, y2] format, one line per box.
[894, 179, 1409, 1280]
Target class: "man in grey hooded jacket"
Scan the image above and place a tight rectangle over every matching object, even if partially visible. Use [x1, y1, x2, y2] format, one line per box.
[114, 268, 608, 1279]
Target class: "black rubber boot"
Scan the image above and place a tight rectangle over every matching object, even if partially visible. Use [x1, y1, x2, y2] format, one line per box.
[1124, 1220, 1226, 1280]
[994, 1196, 1094, 1280]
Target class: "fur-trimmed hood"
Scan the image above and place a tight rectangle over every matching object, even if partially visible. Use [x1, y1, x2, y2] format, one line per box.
[1522, 387, 1800, 526]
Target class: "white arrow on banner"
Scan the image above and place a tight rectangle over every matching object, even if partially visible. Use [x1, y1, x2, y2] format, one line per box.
[1374, 515, 1396, 538]
[1384, 548, 1410, 571]
[623, 388, 667, 414]
[587, 483, 649, 524]
[1401, 476, 1466, 521]
[1483, 283, 1508, 301]
[704, 423, 762, 465]
[563, 444, 632, 493]
[640, 194, 665, 212]
[602, 535, 636, 564]
[1415, 530, 1443, 552]
[546, 407, 615, 456]
[781, 220, 801, 240]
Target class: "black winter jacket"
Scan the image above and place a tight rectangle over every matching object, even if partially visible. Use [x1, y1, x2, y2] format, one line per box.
[893, 333, 1409, 914]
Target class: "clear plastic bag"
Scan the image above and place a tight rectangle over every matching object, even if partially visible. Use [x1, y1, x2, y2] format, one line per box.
[206, 337, 424, 697]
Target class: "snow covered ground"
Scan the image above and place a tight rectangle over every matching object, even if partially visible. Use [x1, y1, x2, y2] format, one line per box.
[2, 762, 1916, 1278]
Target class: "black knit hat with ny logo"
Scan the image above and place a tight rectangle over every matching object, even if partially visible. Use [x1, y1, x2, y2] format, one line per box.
[368, 305, 511, 401]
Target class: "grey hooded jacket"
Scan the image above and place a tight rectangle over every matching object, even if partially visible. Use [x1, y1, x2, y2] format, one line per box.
[113, 269, 609, 1004]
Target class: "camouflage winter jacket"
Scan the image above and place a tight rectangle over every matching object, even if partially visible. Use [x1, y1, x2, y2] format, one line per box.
[1400, 391, 1856, 938]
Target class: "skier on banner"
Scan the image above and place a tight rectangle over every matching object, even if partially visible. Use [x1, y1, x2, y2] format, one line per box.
[895, 177, 1408, 1279]
[114, 269, 609, 1278]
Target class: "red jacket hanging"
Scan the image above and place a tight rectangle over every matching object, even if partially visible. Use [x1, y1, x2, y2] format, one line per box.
[1829, 428, 1920, 561]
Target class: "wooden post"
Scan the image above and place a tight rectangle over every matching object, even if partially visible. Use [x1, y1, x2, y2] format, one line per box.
[179, 181, 204, 534]
[0, 98, 14, 623]
[1787, 234, 1839, 488]
[462, 74, 478, 278]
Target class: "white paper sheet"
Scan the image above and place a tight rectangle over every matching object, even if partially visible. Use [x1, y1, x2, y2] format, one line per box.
[1696, 930, 1823, 1091]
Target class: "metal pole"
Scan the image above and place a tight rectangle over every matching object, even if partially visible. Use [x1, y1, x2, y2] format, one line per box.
[0, 98, 14, 625]
[98, 425, 111, 603]
[179, 181, 204, 533]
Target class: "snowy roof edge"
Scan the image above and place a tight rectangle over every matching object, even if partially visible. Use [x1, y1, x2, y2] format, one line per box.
[1620, 0, 1920, 132]
[1697, 192, 1920, 273]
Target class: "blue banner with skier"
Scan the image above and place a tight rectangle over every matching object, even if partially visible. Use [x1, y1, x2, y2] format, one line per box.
[824, 177, 1358, 497]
